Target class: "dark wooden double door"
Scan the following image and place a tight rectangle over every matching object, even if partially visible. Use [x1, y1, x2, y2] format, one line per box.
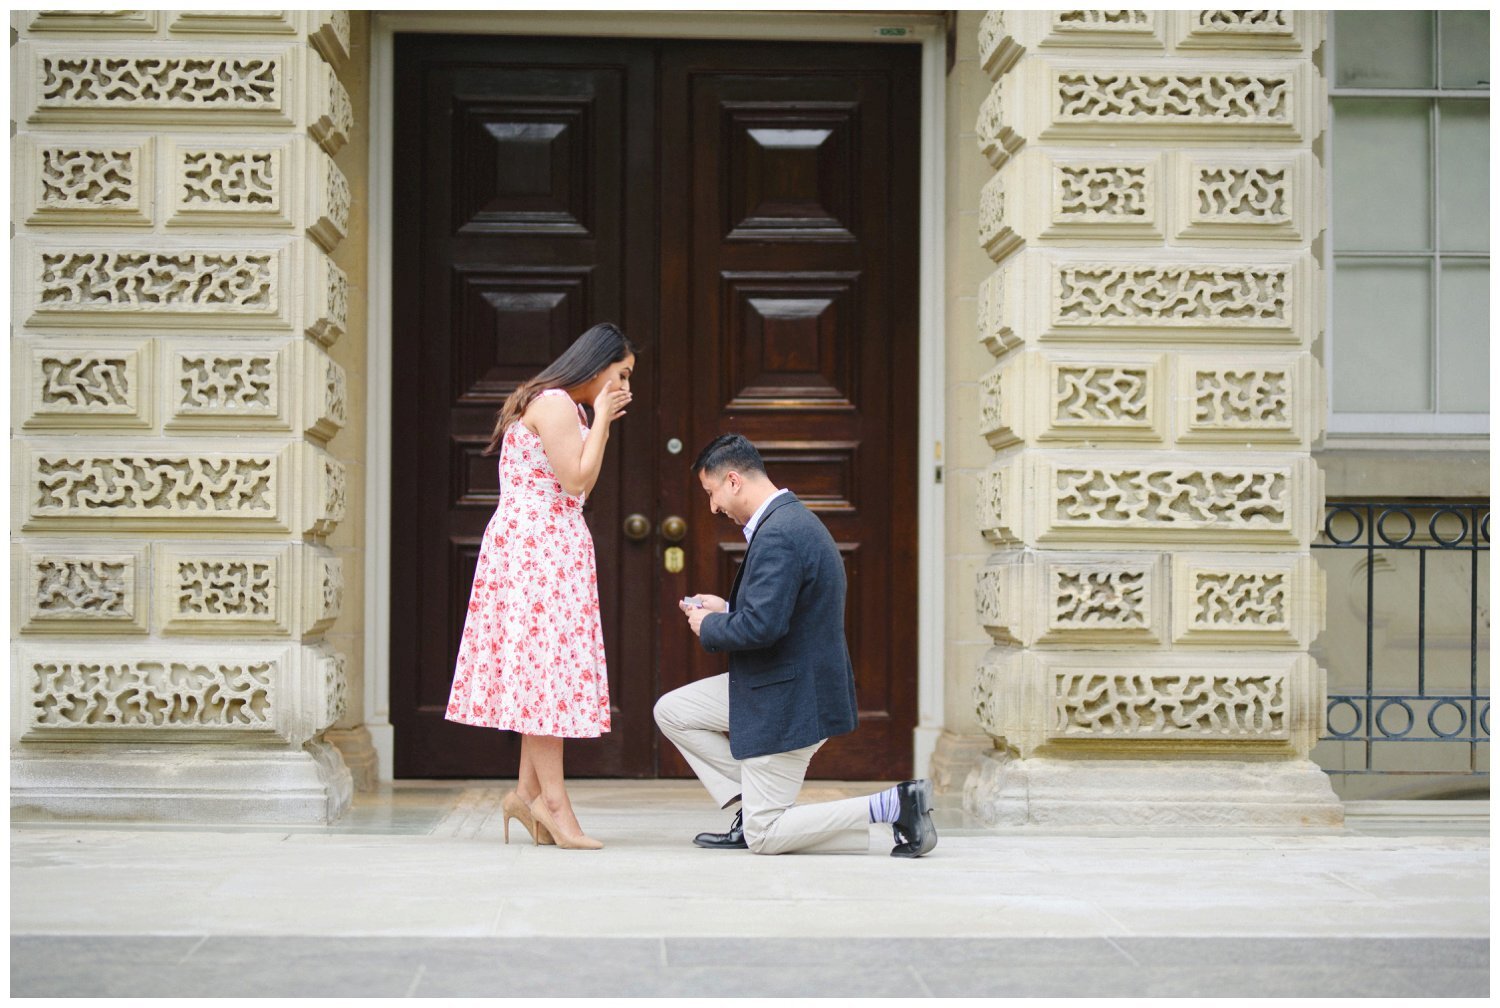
[391, 34, 919, 780]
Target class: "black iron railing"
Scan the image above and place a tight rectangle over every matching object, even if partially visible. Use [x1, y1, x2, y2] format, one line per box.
[1314, 502, 1490, 776]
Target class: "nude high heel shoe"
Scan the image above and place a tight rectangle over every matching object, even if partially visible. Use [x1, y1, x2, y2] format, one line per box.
[501, 790, 554, 845]
[528, 797, 603, 850]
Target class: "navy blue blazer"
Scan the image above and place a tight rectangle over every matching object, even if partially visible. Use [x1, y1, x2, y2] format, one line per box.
[698, 493, 859, 759]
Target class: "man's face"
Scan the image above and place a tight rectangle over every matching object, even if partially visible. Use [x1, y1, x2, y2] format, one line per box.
[698, 469, 746, 525]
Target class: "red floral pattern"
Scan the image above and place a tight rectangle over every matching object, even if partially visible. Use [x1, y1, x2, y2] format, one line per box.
[445, 389, 610, 738]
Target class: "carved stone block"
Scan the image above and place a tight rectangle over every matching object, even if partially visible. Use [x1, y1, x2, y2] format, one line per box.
[302, 341, 347, 442]
[24, 11, 160, 32]
[168, 11, 298, 35]
[167, 139, 291, 228]
[21, 443, 290, 532]
[976, 551, 1166, 647]
[990, 453, 1321, 547]
[1044, 10, 1165, 49]
[1171, 10, 1314, 53]
[303, 443, 346, 538]
[19, 544, 149, 634]
[1175, 352, 1323, 447]
[1172, 553, 1323, 648]
[19, 337, 153, 429]
[991, 58, 1320, 145]
[307, 11, 352, 69]
[978, 171, 1021, 262]
[981, 351, 1166, 449]
[306, 56, 352, 156]
[305, 251, 348, 346]
[975, 463, 1016, 545]
[167, 344, 286, 430]
[976, 79, 1022, 169]
[23, 43, 293, 127]
[159, 545, 289, 635]
[978, 10, 1022, 79]
[23, 647, 284, 740]
[976, 264, 1020, 358]
[304, 548, 343, 636]
[1176, 150, 1320, 243]
[992, 250, 1319, 348]
[21, 135, 154, 226]
[1049, 156, 1160, 238]
[975, 648, 1322, 757]
[24, 240, 289, 329]
[306, 149, 351, 253]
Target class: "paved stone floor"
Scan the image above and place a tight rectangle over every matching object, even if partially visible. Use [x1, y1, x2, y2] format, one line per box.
[10, 781, 1490, 998]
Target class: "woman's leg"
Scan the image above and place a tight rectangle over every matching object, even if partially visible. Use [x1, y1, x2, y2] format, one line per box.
[515, 736, 542, 805]
[524, 734, 589, 838]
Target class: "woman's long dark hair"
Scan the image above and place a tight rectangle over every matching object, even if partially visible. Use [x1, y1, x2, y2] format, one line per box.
[485, 322, 637, 455]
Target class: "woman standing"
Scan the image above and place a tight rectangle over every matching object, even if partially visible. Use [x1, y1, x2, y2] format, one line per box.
[446, 323, 636, 850]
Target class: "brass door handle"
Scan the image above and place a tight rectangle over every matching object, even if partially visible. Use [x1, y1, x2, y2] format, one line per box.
[623, 513, 650, 541]
[660, 515, 687, 542]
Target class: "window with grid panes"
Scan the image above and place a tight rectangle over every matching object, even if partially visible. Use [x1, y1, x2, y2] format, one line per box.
[1328, 11, 1489, 435]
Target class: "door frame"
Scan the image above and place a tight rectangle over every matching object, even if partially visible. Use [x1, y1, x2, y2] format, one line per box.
[365, 11, 948, 781]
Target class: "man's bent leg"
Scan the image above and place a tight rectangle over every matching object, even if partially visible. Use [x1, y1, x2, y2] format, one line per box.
[652, 674, 741, 809]
[741, 743, 871, 855]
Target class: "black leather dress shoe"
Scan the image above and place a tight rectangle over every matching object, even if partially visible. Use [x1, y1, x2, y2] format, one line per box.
[692, 807, 748, 849]
[890, 779, 937, 858]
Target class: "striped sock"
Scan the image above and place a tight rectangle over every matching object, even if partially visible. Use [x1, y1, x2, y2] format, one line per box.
[867, 785, 902, 824]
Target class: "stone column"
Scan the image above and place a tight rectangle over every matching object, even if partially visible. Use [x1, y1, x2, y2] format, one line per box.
[11, 10, 356, 823]
[964, 10, 1342, 828]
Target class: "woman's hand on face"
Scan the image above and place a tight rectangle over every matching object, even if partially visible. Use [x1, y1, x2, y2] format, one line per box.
[593, 379, 632, 424]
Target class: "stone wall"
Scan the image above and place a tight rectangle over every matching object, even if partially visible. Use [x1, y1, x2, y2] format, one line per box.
[960, 10, 1342, 828]
[11, 10, 357, 822]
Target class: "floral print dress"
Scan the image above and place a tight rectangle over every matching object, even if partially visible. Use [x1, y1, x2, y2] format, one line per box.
[445, 389, 611, 737]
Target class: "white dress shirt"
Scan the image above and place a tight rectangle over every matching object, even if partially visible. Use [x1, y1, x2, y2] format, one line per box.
[743, 488, 791, 543]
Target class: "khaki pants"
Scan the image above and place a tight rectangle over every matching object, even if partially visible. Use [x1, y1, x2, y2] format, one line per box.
[653, 673, 871, 855]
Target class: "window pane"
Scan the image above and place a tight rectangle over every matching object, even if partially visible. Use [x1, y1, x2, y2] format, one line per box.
[1332, 99, 1431, 252]
[1332, 258, 1433, 413]
[1335, 11, 1434, 89]
[1439, 100, 1489, 252]
[1438, 260, 1490, 412]
[1439, 11, 1491, 89]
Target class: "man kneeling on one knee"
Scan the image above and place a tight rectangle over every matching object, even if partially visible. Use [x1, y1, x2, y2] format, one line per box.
[653, 433, 936, 858]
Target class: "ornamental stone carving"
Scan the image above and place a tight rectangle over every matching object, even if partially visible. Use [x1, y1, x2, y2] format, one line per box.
[29, 655, 275, 734]
[1046, 10, 1163, 49]
[1055, 263, 1288, 328]
[305, 252, 348, 345]
[307, 57, 352, 155]
[1176, 352, 1321, 447]
[1051, 669, 1287, 740]
[169, 556, 278, 627]
[976, 552, 1165, 646]
[170, 144, 287, 225]
[1057, 71, 1289, 123]
[307, 151, 351, 252]
[973, 650, 1320, 757]
[34, 50, 283, 115]
[981, 352, 1166, 448]
[1055, 464, 1288, 532]
[29, 245, 284, 326]
[22, 547, 148, 634]
[1055, 163, 1150, 223]
[22, 339, 152, 428]
[1172, 554, 1322, 647]
[1054, 365, 1151, 428]
[25, 137, 152, 225]
[24, 447, 287, 531]
[982, 455, 1320, 547]
[1173, 10, 1308, 51]
[174, 351, 279, 419]
[976, 79, 1021, 168]
[1177, 152, 1318, 243]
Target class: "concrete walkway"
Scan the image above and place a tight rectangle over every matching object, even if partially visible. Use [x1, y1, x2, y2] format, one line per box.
[10, 781, 1489, 997]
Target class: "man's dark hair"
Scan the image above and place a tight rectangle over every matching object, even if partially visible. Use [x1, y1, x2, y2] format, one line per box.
[692, 433, 768, 478]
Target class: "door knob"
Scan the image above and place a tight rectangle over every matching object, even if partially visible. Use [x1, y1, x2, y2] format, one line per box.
[660, 515, 687, 542]
[623, 513, 650, 541]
